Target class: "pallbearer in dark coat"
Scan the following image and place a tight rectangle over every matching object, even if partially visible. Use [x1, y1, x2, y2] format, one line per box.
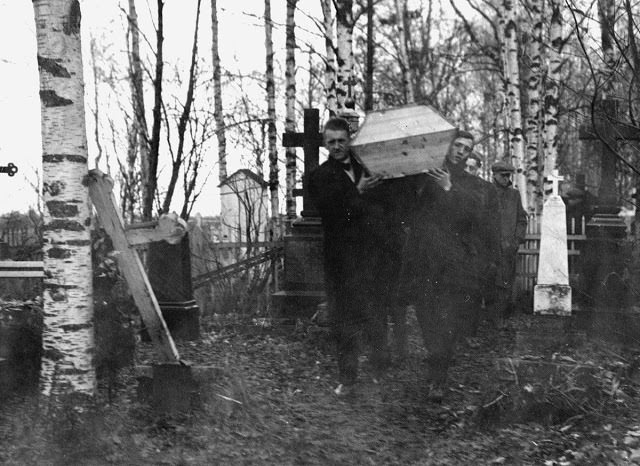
[308, 117, 388, 395]
[487, 160, 528, 328]
[399, 130, 500, 401]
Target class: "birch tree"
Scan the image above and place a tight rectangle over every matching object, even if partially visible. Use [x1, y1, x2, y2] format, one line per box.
[542, 0, 562, 197]
[321, 0, 337, 115]
[33, 0, 95, 397]
[502, 0, 527, 208]
[264, 0, 279, 230]
[285, 0, 298, 219]
[335, 0, 355, 111]
[525, 0, 543, 212]
[211, 0, 227, 182]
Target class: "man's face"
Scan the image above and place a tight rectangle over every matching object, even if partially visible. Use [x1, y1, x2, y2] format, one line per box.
[493, 171, 512, 188]
[464, 157, 480, 176]
[446, 137, 474, 166]
[324, 129, 350, 163]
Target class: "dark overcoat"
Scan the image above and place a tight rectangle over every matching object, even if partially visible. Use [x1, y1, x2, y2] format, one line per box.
[400, 168, 500, 302]
[308, 156, 388, 323]
[494, 186, 527, 288]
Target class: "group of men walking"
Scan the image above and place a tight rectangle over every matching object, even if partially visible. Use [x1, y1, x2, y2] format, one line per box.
[308, 117, 527, 400]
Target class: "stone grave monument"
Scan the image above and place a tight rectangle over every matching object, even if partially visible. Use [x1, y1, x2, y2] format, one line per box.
[272, 108, 326, 317]
[579, 98, 636, 312]
[145, 214, 200, 340]
[534, 170, 571, 316]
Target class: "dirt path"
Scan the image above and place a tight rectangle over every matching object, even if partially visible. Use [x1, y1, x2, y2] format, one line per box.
[2, 312, 640, 465]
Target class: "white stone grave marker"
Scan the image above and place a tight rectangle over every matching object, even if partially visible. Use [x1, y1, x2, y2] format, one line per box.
[534, 169, 572, 315]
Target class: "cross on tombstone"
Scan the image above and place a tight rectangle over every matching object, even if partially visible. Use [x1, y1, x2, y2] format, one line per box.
[579, 98, 640, 209]
[282, 108, 323, 218]
[550, 169, 564, 197]
[0, 163, 18, 177]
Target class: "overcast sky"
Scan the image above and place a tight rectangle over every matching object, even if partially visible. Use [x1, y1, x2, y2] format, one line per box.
[0, 0, 324, 217]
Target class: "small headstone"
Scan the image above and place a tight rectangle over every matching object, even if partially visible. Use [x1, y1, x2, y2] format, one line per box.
[147, 234, 200, 340]
[534, 170, 572, 316]
[350, 104, 457, 179]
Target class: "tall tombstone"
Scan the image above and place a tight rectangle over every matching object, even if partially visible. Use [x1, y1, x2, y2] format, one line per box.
[147, 228, 200, 340]
[579, 98, 635, 310]
[272, 108, 326, 317]
[534, 170, 571, 315]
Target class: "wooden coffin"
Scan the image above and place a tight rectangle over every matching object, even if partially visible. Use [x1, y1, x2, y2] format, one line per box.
[350, 105, 457, 179]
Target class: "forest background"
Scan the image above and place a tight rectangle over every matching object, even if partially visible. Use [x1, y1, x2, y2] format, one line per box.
[4, 0, 633, 223]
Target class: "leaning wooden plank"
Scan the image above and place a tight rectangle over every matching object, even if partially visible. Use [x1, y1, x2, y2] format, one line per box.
[125, 216, 187, 247]
[0, 261, 44, 268]
[85, 169, 180, 363]
[0, 271, 45, 278]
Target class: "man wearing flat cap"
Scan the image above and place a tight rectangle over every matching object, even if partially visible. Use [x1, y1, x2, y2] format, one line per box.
[487, 160, 528, 328]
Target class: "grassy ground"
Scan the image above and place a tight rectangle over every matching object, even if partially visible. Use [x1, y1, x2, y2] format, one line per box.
[2, 310, 640, 465]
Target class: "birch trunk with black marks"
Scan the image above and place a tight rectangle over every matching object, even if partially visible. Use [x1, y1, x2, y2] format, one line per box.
[526, 0, 542, 212]
[211, 0, 227, 183]
[502, 0, 527, 208]
[543, 0, 562, 197]
[321, 0, 337, 115]
[33, 0, 95, 397]
[335, 0, 354, 111]
[285, 0, 298, 219]
[264, 0, 279, 228]
[395, 0, 414, 104]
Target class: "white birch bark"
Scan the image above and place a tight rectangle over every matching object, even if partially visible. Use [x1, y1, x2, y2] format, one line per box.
[211, 0, 227, 182]
[33, 0, 95, 397]
[526, 0, 543, 212]
[335, 0, 354, 111]
[285, 0, 298, 219]
[503, 0, 527, 208]
[543, 0, 562, 197]
[395, 0, 415, 104]
[265, 0, 279, 228]
[321, 0, 337, 115]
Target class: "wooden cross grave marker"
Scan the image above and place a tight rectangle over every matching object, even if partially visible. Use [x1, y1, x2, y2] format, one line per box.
[85, 169, 181, 363]
[282, 108, 323, 218]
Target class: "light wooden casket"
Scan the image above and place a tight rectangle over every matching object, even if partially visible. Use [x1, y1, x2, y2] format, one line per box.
[350, 105, 457, 179]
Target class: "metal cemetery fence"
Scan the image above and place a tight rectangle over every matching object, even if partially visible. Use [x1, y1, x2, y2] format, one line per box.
[515, 213, 587, 294]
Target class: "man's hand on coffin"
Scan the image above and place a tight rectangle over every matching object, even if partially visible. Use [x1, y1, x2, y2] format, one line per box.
[356, 173, 383, 194]
[426, 168, 452, 191]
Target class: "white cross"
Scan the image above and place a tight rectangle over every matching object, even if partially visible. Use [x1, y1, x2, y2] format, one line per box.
[550, 169, 564, 197]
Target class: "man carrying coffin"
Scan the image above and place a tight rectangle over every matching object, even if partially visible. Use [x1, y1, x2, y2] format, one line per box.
[399, 130, 500, 402]
[308, 117, 390, 396]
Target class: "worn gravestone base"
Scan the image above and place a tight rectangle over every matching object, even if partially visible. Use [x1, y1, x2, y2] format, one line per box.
[136, 363, 225, 415]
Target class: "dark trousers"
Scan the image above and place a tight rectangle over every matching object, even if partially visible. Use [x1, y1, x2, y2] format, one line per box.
[415, 291, 480, 385]
[325, 242, 388, 385]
